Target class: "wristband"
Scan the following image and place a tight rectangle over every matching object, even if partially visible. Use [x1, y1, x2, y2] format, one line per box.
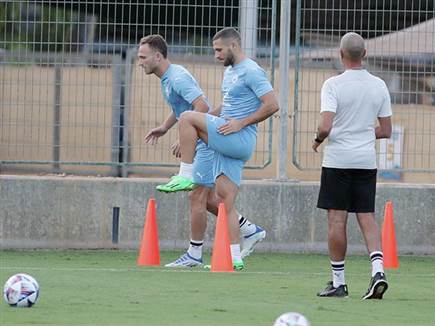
[314, 134, 324, 143]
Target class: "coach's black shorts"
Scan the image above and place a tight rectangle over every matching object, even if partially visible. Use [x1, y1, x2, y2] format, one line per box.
[317, 167, 377, 213]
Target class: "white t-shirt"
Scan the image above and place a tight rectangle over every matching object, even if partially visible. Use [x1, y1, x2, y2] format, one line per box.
[320, 69, 392, 169]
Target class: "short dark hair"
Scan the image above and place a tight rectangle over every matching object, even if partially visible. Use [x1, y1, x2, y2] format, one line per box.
[139, 34, 168, 58]
[213, 27, 241, 45]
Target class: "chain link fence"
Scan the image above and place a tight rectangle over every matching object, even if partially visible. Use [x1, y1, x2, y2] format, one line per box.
[0, 0, 276, 176]
[292, 0, 435, 177]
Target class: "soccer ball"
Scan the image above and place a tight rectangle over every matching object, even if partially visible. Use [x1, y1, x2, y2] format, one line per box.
[273, 312, 311, 326]
[3, 273, 40, 307]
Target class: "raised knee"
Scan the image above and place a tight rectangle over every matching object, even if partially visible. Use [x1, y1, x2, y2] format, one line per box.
[179, 111, 194, 122]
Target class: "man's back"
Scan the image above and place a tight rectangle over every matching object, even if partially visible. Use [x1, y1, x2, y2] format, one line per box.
[321, 69, 392, 169]
[160, 64, 206, 118]
[314, 32, 391, 302]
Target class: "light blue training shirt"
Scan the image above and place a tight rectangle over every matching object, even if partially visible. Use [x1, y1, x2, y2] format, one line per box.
[220, 58, 273, 134]
[160, 64, 205, 118]
[159, 64, 214, 187]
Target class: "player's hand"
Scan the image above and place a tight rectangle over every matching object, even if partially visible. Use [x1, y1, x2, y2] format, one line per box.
[218, 118, 243, 135]
[312, 139, 321, 152]
[144, 126, 167, 145]
[171, 140, 181, 158]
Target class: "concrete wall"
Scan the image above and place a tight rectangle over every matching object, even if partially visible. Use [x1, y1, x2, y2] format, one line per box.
[1, 175, 434, 254]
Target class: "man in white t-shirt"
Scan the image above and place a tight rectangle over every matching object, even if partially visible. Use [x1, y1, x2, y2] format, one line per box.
[312, 32, 392, 300]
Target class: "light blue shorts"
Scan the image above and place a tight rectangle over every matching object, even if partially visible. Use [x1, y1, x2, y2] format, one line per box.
[213, 152, 245, 186]
[192, 140, 215, 188]
[205, 114, 256, 186]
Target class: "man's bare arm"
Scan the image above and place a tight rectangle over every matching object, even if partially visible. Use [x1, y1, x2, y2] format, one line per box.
[375, 116, 392, 139]
[312, 111, 335, 152]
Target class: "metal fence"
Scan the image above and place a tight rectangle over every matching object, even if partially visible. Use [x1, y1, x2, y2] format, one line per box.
[0, 0, 276, 176]
[1, 1, 435, 179]
[293, 0, 435, 175]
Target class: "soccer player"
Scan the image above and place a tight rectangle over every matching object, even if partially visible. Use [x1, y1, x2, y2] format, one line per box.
[313, 32, 392, 299]
[138, 34, 266, 268]
[157, 28, 279, 270]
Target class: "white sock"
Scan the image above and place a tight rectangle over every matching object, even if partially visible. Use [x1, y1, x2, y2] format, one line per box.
[370, 251, 384, 276]
[331, 260, 345, 287]
[238, 214, 257, 237]
[178, 162, 193, 179]
[187, 239, 203, 260]
[230, 244, 242, 262]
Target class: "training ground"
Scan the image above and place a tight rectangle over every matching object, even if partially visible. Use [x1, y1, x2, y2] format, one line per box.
[1, 251, 434, 325]
[1, 175, 435, 325]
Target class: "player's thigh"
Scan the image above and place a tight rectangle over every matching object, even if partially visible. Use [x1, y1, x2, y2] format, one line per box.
[215, 173, 239, 204]
[206, 187, 219, 207]
[189, 185, 211, 210]
[206, 115, 255, 161]
[180, 111, 209, 141]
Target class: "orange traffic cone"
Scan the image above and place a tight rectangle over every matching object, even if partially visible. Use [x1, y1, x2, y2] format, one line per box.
[137, 198, 160, 266]
[381, 201, 399, 269]
[211, 203, 234, 272]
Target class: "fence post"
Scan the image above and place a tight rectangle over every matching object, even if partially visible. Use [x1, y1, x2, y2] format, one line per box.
[121, 48, 137, 177]
[111, 55, 123, 176]
[239, 0, 258, 58]
[278, 0, 291, 180]
[292, 0, 302, 169]
[53, 65, 62, 172]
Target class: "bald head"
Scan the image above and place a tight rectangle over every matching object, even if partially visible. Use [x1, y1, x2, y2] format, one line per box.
[340, 32, 366, 62]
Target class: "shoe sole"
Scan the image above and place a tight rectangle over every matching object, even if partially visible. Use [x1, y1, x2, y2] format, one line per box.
[164, 263, 203, 268]
[156, 187, 193, 193]
[362, 280, 388, 299]
[165, 265, 202, 268]
[317, 294, 349, 298]
[241, 231, 266, 259]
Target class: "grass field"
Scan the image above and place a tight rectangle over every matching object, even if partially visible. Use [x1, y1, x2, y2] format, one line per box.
[1, 250, 434, 326]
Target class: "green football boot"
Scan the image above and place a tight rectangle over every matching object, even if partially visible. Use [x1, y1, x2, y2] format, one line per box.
[233, 260, 244, 271]
[156, 175, 196, 193]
